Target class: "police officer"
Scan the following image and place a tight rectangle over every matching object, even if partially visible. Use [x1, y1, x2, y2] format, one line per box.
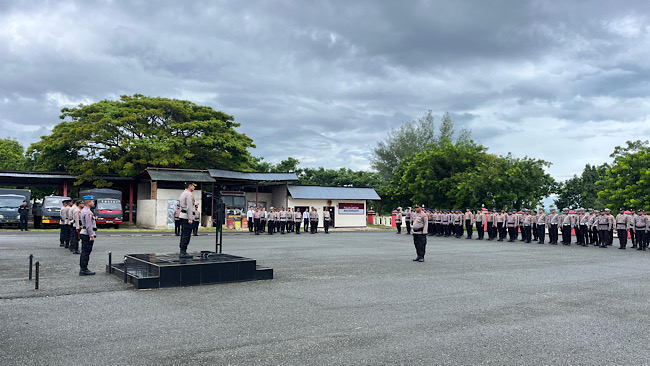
[548, 208, 560, 245]
[522, 209, 532, 243]
[615, 208, 629, 249]
[178, 183, 196, 258]
[279, 207, 287, 234]
[605, 209, 615, 245]
[536, 208, 547, 244]
[302, 208, 309, 233]
[411, 205, 428, 262]
[18, 200, 29, 231]
[247, 206, 254, 232]
[60, 199, 71, 247]
[68, 199, 81, 254]
[260, 207, 267, 233]
[596, 209, 613, 248]
[628, 208, 637, 248]
[192, 203, 200, 236]
[79, 195, 97, 276]
[634, 209, 648, 251]
[395, 208, 402, 234]
[464, 208, 474, 239]
[268, 208, 275, 235]
[560, 208, 572, 245]
[579, 209, 589, 247]
[496, 209, 507, 241]
[405, 208, 412, 235]
[475, 208, 486, 240]
[173, 204, 181, 236]
[486, 209, 496, 240]
[323, 208, 331, 234]
[590, 210, 600, 246]
[253, 207, 261, 235]
[310, 207, 318, 234]
[294, 208, 302, 234]
[506, 210, 518, 242]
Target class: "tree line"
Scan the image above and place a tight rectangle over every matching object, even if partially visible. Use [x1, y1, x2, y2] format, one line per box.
[0, 94, 647, 214]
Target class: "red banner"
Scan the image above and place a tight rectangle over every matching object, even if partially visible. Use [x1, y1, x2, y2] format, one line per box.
[338, 203, 364, 214]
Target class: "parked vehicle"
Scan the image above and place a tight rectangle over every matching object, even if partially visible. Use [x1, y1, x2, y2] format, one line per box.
[79, 189, 123, 228]
[0, 189, 31, 228]
[33, 195, 67, 228]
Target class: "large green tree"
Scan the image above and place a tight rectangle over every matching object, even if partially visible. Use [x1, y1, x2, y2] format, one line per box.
[554, 164, 607, 210]
[597, 140, 650, 211]
[0, 138, 26, 170]
[370, 111, 471, 182]
[27, 94, 255, 185]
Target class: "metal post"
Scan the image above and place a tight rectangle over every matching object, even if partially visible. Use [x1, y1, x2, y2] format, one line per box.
[123, 257, 128, 283]
[29, 254, 33, 280]
[35, 261, 39, 290]
[108, 251, 112, 274]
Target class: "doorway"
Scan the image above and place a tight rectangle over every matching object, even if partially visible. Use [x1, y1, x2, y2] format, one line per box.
[323, 206, 335, 228]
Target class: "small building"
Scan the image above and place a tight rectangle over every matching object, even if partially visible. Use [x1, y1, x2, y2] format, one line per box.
[280, 185, 381, 228]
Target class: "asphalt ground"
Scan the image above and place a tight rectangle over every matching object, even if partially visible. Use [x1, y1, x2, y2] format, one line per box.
[1, 230, 649, 365]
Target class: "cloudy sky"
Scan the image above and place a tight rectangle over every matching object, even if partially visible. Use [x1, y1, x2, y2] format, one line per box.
[1, 0, 649, 181]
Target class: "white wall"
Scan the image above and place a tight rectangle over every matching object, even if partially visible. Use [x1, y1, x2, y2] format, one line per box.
[137, 188, 203, 229]
[287, 199, 367, 228]
[244, 192, 272, 208]
[136, 199, 156, 228]
[271, 185, 287, 209]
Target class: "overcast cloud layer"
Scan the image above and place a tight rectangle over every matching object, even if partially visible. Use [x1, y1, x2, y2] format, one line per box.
[2, 0, 650, 180]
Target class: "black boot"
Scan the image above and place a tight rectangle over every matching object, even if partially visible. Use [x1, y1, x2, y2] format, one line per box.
[79, 269, 95, 276]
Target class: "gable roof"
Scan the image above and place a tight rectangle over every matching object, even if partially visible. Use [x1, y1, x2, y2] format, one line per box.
[208, 169, 299, 182]
[287, 185, 380, 200]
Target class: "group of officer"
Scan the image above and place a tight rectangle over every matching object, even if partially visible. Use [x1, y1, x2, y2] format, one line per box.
[173, 202, 201, 237]
[395, 206, 650, 261]
[59, 196, 98, 275]
[246, 206, 330, 235]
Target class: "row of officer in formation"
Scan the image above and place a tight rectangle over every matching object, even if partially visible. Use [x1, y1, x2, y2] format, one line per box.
[396, 206, 650, 260]
[59, 196, 98, 275]
[246, 207, 330, 235]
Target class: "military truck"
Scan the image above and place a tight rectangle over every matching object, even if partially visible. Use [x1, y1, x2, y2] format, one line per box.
[33, 195, 68, 228]
[0, 189, 31, 228]
[79, 189, 123, 228]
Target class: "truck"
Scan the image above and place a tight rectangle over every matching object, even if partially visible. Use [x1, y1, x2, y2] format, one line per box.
[0, 189, 31, 228]
[33, 195, 68, 228]
[79, 189, 123, 228]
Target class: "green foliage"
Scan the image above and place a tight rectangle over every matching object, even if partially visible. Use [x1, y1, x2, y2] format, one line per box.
[554, 164, 607, 210]
[0, 138, 26, 170]
[26, 94, 255, 186]
[598, 140, 650, 211]
[391, 140, 555, 210]
[370, 111, 471, 182]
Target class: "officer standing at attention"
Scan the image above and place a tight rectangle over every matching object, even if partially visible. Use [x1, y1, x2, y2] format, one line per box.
[260, 207, 267, 233]
[279, 207, 287, 234]
[247, 206, 254, 232]
[323, 208, 331, 234]
[506, 210, 518, 242]
[268, 208, 275, 235]
[560, 208, 572, 245]
[531, 210, 538, 242]
[605, 209, 615, 245]
[536, 208, 547, 244]
[486, 209, 496, 240]
[19, 200, 29, 231]
[633, 209, 648, 251]
[253, 207, 261, 235]
[628, 208, 637, 248]
[579, 209, 589, 246]
[428, 209, 435, 237]
[302, 208, 310, 233]
[547, 208, 559, 245]
[464, 208, 475, 239]
[294, 208, 302, 234]
[496, 209, 507, 241]
[404, 208, 412, 234]
[596, 209, 613, 248]
[395, 208, 402, 234]
[173, 204, 181, 236]
[522, 209, 532, 243]
[411, 205, 428, 262]
[70, 199, 84, 255]
[590, 210, 600, 246]
[79, 195, 97, 276]
[60, 199, 71, 248]
[192, 203, 200, 236]
[475, 208, 486, 240]
[178, 183, 196, 258]
[616, 208, 629, 249]
[310, 207, 319, 234]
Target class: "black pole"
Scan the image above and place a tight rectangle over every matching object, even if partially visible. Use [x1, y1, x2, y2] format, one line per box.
[108, 251, 112, 274]
[29, 254, 33, 280]
[123, 257, 128, 283]
[35, 261, 39, 290]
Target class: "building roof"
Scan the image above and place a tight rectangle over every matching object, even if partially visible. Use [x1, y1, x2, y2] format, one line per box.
[208, 169, 299, 182]
[287, 185, 381, 200]
[146, 168, 216, 183]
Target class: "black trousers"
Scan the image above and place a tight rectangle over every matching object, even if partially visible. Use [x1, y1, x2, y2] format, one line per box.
[523, 226, 531, 242]
[465, 220, 473, 238]
[310, 220, 317, 233]
[20, 215, 28, 230]
[532, 223, 538, 240]
[413, 234, 427, 258]
[507, 227, 516, 241]
[174, 220, 181, 235]
[537, 224, 546, 243]
[396, 222, 402, 234]
[324, 220, 329, 233]
[590, 228, 598, 245]
[497, 223, 506, 239]
[60, 225, 68, 245]
[630, 229, 636, 246]
[69, 226, 79, 252]
[179, 219, 192, 250]
[260, 220, 266, 233]
[476, 222, 484, 239]
[268, 221, 274, 234]
[486, 223, 494, 238]
[549, 224, 558, 244]
[248, 218, 253, 232]
[304, 219, 309, 232]
[561, 226, 570, 244]
[457, 223, 463, 237]
[192, 221, 199, 235]
[295, 221, 301, 234]
[428, 222, 434, 236]
[579, 225, 588, 245]
[609, 230, 614, 245]
[635, 229, 646, 249]
[435, 223, 441, 236]
[617, 228, 627, 248]
[254, 218, 261, 234]
[79, 234, 94, 270]
[443, 224, 450, 236]
[406, 221, 411, 234]
[598, 229, 609, 247]
[280, 221, 286, 233]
